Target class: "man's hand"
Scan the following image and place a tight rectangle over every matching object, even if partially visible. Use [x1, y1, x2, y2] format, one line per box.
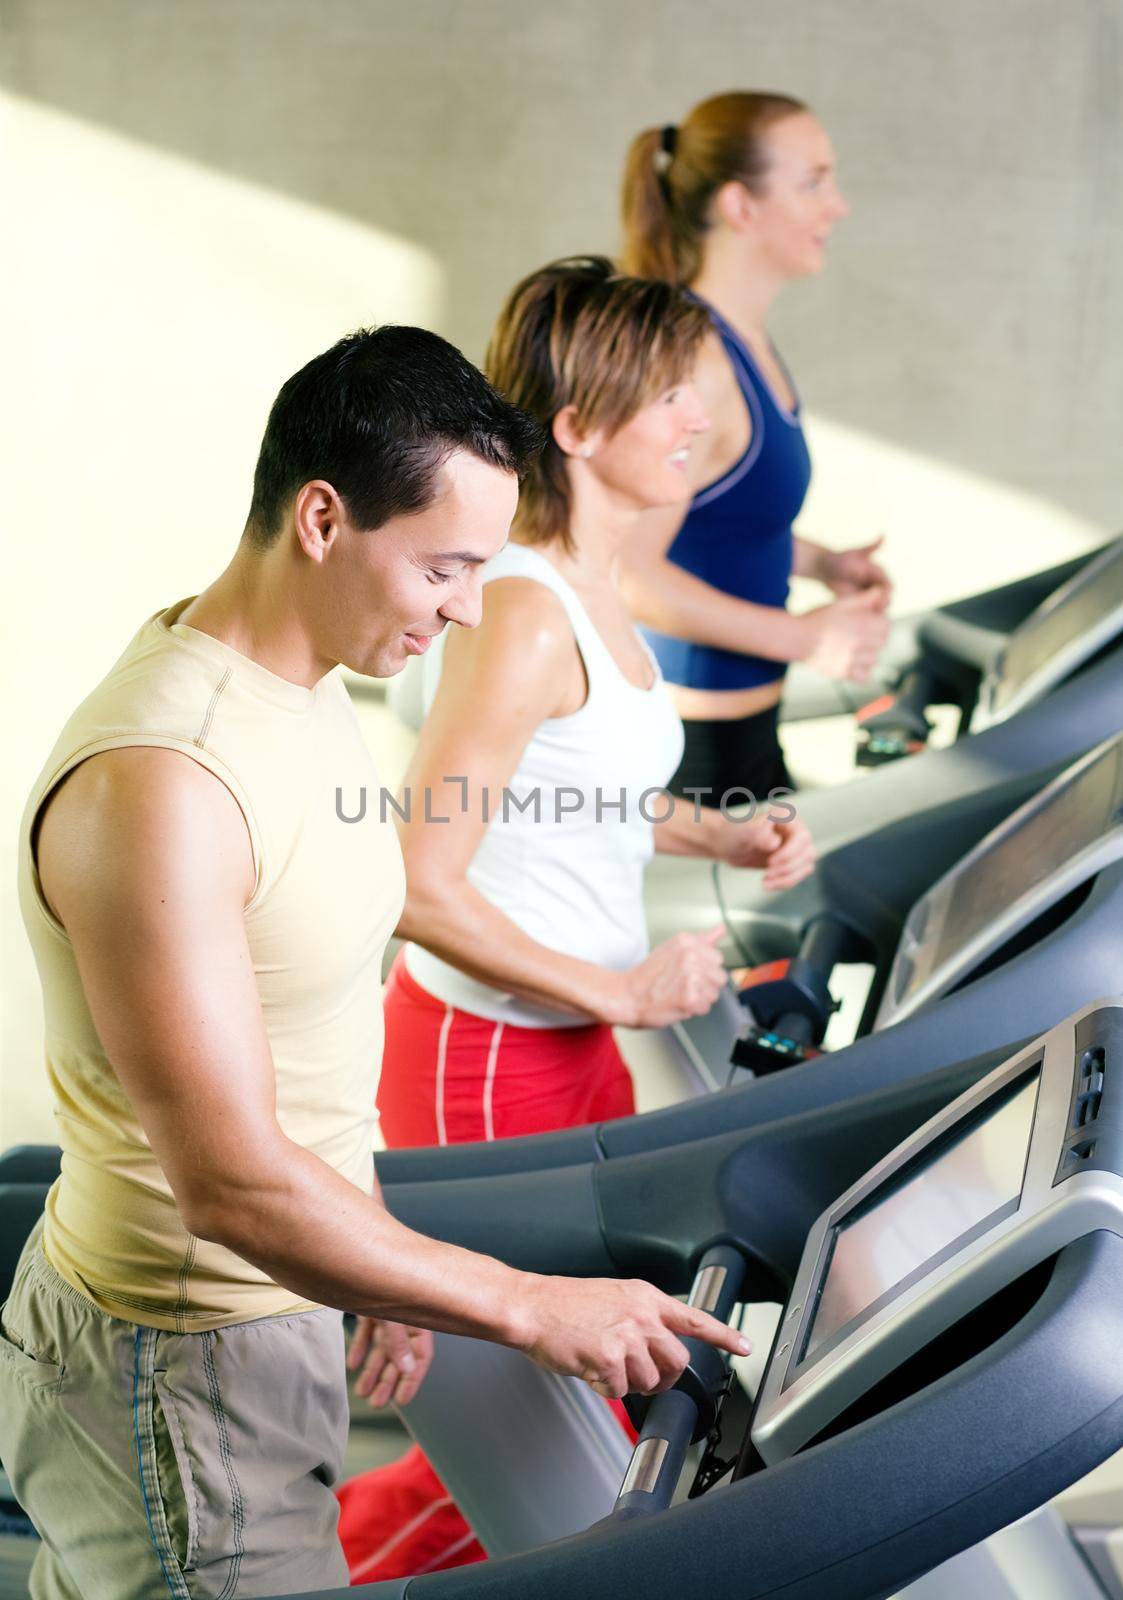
[822, 536, 892, 599]
[514, 1274, 750, 1399]
[348, 1316, 435, 1409]
[713, 815, 816, 890]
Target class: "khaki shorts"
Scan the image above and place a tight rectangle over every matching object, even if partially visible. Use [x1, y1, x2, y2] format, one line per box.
[0, 1224, 351, 1598]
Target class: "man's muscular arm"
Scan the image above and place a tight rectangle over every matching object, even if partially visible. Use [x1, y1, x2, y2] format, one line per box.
[35, 747, 748, 1398]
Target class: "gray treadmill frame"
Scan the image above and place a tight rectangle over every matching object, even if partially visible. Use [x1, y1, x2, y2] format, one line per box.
[752, 1001, 1123, 1464]
[874, 736, 1123, 1032]
[973, 537, 1123, 730]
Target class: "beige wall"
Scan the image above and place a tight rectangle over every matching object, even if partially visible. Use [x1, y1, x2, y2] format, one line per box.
[2, 0, 1120, 1142]
[5, 0, 1120, 523]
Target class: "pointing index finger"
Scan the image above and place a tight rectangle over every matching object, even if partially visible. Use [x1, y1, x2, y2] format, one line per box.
[668, 1300, 752, 1357]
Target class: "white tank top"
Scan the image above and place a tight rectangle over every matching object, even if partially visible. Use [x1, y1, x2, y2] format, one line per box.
[405, 543, 685, 1027]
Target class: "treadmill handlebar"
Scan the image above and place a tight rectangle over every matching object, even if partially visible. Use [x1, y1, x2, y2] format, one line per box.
[276, 1233, 1123, 1600]
[797, 914, 859, 977]
[613, 1245, 749, 1518]
[877, 666, 938, 737]
[736, 913, 852, 1050]
[856, 667, 939, 765]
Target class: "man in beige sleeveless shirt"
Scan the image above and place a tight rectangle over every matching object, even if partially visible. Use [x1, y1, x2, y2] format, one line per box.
[1, 327, 749, 1598]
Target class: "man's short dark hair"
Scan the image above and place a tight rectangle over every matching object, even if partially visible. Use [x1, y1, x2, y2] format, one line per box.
[245, 325, 544, 544]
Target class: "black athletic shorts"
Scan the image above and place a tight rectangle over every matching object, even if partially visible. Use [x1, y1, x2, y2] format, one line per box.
[668, 703, 795, 808]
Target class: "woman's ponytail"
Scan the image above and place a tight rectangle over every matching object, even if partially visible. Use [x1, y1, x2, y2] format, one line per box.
[620, 126, 684, 282]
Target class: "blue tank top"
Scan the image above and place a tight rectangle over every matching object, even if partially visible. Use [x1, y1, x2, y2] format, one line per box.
[643, 298, 812, 692]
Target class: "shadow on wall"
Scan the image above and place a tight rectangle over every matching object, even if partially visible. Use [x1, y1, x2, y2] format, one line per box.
[0, 87, 443, 1149]
[3, 0, 1122, 529]
[2, 87, 443, 728]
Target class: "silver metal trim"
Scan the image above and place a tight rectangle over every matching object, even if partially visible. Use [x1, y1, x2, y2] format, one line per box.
[973, 536, 1123, 731]
[620, 1436, 669, 1497]
[1069, 1524, 1123, 1600]
[689, 1265, 728, 1315]
[875, 736, 1123, 1032]
[751, 1000, 1123, 1465]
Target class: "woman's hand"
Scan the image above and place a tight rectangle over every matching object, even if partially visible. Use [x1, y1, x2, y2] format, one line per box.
[800, 587, 891, 680]
[613, 927, 728, 1028]
[348, 1315, 436, 1409]
[822, 536, 892, 600]
[712, 815, 816, 890]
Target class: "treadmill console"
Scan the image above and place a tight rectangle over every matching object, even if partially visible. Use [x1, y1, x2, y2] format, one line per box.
[875, 735, 1123, 1031]
[752, 1000, 1123, 1464]
[974, 536, 1123, 730]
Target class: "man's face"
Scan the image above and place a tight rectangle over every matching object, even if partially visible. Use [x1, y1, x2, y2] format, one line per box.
[326, 450, 518, 679]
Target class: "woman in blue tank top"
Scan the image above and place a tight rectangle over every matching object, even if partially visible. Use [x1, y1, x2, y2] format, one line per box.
[618, 91, 893, 800]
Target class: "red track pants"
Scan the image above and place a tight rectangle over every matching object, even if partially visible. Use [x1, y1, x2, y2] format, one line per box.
[337, 954, 636, 1583]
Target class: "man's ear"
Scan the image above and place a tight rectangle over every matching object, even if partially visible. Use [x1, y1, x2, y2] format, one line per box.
[713, 179, 757, 235]
[293, 480, 345, 563]
[552, 404, 601, 460]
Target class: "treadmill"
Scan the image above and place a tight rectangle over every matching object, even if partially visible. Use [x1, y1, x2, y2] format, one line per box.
[855, 534, 1123, 763]
[254, 999, 1123, 1598]
[645, 542, 1123, 976]
[8, 995, 1123, 1588]
[642, 732, 1123, 1107]
[875, 740, 1123, 1032]
[781, 542, 1110, 724]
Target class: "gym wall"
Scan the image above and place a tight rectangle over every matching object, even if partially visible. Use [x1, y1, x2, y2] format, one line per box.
[2, 0, 1120, 1143]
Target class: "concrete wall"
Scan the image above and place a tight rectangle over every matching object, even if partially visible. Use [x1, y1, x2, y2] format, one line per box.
[2, 0, 1120, 1142]
[5, 0, 1120, 522]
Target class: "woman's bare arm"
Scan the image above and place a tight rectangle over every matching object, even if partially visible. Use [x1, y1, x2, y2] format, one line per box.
[396, 577, 730, 1028]
[396, 577, 637, 1022]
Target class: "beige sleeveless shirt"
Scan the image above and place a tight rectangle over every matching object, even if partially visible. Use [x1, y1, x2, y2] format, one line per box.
[18, 599, 405, 1331]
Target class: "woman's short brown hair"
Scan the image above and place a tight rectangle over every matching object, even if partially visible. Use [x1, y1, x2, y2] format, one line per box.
[485, 255, 710, 553]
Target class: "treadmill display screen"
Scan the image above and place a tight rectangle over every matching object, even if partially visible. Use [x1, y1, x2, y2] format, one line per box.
[994, 543, 1123, 712]
[803, 1070, 1040, 1361]
[931, 746, 1119, 973]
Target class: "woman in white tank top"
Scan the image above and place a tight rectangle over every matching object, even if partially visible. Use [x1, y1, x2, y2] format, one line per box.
[377, 257, 815, 1147]
[346, 259, 816, 1585]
